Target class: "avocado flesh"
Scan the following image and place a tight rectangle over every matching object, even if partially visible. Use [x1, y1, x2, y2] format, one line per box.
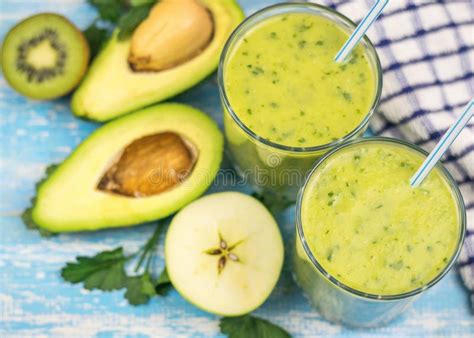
[32, 103, 223, 232]
[71, 0, 244, 121]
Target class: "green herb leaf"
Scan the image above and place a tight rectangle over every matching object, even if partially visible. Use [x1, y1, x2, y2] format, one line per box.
[60, 223, 168, 306]
[124, 272, 156, 305]
[129, 0, 156, 5]
[22, 163, 60, 237]
[87, 0, 125, 23]
[389, 260, 404, 270]
[220, 315, 291, 338]
[251, 66, 264, 76]
[117, 3, 154, 41]
[36, 164, 60, 189]
[61, 247, 127, 291]
[155, 267, 173, 296]
[21, 206, 55, 237]
[83, 21, 110, 58]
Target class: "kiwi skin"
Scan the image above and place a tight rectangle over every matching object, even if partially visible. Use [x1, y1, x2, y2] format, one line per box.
[1, 13, 90, 100]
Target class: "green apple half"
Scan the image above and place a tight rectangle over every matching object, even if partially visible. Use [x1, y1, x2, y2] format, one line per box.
[165, 192, 284, 316]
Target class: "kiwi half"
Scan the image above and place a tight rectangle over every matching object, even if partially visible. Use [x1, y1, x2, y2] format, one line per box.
[1, 13, 89, 100]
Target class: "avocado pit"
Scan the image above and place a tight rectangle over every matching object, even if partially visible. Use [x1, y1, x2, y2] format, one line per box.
[98, 132, 198, 197]
[128, 0, 214, 72]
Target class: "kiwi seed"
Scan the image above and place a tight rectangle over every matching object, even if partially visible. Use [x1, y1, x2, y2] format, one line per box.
[16, 28, 67, 83]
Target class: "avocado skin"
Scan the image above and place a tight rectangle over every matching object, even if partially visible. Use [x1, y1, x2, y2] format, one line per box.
[32, 103, 224, 232]
[71, 0, 244, 121]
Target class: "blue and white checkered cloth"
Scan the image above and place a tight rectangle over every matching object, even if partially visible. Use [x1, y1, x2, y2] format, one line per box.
[317, 0, 474, 306]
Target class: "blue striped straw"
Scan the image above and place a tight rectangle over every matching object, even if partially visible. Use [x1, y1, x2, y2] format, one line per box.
[410, 99, 474, 187]
[335, 0, 389, 63]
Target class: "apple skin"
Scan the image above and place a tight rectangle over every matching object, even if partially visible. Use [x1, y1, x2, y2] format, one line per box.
[165, 192, 284, 316]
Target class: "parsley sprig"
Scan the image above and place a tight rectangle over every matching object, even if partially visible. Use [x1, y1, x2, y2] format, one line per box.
[61, 223, 172, 305]
[220, 315, 291, 338]
[22, 163, 60, 237]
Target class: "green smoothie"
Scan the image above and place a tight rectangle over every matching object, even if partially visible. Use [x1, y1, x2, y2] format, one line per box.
[301, 141, 460, 295]
[224, 12, 376, 147]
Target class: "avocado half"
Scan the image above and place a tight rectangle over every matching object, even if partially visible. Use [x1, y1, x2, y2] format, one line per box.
[71, 0, 244, 121]
[32, 103, 223, 232]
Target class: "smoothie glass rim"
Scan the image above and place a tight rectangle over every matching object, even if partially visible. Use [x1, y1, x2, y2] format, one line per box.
[295, 136, 467, 301]
[217, 2, 383, 153]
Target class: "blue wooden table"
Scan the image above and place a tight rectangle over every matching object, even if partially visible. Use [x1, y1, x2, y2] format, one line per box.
[1, 1, 473, 337]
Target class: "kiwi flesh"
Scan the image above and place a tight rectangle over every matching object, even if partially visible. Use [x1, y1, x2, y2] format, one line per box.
[1, 13, 90, 100]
